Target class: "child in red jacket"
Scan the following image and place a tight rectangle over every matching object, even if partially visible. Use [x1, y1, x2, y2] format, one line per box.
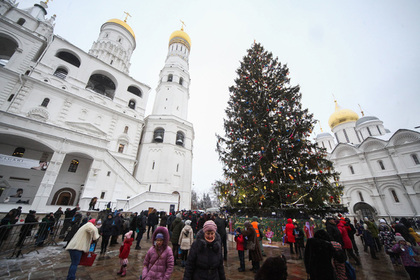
[118, 230, 133, 277]
[234, 227, 245, 272]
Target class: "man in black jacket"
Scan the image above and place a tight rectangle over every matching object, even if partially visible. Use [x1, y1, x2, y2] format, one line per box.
[325, 217, 343, 246]
[214, 213, 228, 261]
[135, 211, 147, 249]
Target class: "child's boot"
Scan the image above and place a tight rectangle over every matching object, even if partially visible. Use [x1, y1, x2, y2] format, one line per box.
[121, 266, 126, 277]
[117, 266, 123, 275]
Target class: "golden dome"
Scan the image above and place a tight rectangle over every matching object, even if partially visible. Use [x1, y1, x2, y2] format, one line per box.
[328, 101, 359, 129]
[169, 29, 191, 50]
[106, 19, 135, 39]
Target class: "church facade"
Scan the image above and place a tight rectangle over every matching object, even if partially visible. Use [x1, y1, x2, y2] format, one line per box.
[316, 101, 420, 221]
[0, 0, 194, 214]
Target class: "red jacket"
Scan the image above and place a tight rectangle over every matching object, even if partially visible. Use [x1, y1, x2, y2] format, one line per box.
[337, 221, 352, 249]
[235, 233, 245, 251]
[285, 218, 296, 243]
[119, 237, 133, 259]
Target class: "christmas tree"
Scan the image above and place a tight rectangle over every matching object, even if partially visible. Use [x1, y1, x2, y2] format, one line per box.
[215, 43, 343, 212]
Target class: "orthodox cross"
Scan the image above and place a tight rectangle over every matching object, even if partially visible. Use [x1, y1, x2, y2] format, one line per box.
[124, 11, 131, 22]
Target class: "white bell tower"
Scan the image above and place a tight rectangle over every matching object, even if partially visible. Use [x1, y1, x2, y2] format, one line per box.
[135, 25, 194, 211]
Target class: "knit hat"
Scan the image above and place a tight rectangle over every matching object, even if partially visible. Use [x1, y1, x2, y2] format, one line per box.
[125, 230, 133, 239]
[88, 219, 96, 224]
[203, 220, 217, 233]
[156, 233, 164, 240]
[176, 213, 182, 219]
[185, 220, 192, 225]
[395, 235, 405, 243]
[96, 219, 102, 225]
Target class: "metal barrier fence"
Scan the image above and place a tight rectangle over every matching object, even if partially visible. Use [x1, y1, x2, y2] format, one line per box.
[0, 219, 70, 258]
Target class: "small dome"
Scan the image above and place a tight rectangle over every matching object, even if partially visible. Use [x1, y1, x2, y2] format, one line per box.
[169, 29, 191, 50]
[328, 101, 359, 129]
[356, 116, 379, 126]
[316, 132, 333, 139]
[106, 19, 135, 39]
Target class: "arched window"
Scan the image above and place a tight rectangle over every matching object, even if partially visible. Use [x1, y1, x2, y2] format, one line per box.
[12, 147, 25, 157]
[167, 74, 173, 82]
[153, 128, 165, 143]
[127, 86, 142, 97]
[56, 51, 81, 67]
[17, 18, 26, 26]
[358, 191, 364, 202]
[68, 159, 79, 173]
[7, 94, 14, 102]
[53, 67, 68, 79]
[124, 126, 129, 134]
[128, 99, 136, 109]
[179, 77, 183, 86]
[118, 144, 125, 153]
[378, 160, 385, 170]
[349, 165, 355, 175]
[86, 73, 116, 99]
[411, 154, 420, 165]
[41, 98, 50, 107]
[176, 131, 185, 146]
[391, 189, 400, 203]
[0, 35, 18, 67]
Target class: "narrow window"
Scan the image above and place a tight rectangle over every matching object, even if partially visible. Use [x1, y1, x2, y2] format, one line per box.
[349, 165, 354, 174]
[167, 74, 173, 82]
[128, 99, 136, 109]
[412, 154, 420, 165]
[367, 127, 372, 136]
[328, 141, 332, 150]
[12, 147, 25, 157]
[100, 191, 106, 199]
[378, 160, 385, 170]
[110, 60, 113, 65]
[391, 189, 400, 203]
[176, 164, 179, 172]
[118, 38, 122, 42]
[321, 142, 325, 149]
[41, 98, 50, 107]
[7, 94, 14, 102]
[17, 18, 26, 26]
[118, 144, 125, 153]
[354, 128, 361, 142]
[152, 161, 155, 170]
[107, 171, 111, 176]
[124, 126, 128, 134]
[376, 125, 381, 135]
[179, 77, 183, 86]
[358, 191, 364, 202]
[343, 129, 350, 143]
[68, 159, 79, 173]
[176, 131, 185, 146]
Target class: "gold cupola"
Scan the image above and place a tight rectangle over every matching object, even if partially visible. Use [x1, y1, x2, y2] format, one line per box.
[106, 18, 135, 39]
[328, 100, 359, 129]
[169, 25, 191, 51]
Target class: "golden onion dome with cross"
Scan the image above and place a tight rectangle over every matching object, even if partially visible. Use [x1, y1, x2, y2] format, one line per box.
[328, 100, 359, 129]
[106, 16, 135, 39]
[169, 21, 191, 50]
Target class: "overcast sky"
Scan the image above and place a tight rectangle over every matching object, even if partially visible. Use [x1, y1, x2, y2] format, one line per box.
[19, 0, 420, 195]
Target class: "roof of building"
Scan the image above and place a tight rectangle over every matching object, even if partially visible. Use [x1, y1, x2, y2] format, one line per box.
[106, 19, 135, 39]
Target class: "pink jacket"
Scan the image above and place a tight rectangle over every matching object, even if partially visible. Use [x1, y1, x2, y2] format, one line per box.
[142, 227, 174, 280]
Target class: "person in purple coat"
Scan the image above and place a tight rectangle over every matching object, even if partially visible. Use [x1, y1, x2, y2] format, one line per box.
[141, 226, 174, 280]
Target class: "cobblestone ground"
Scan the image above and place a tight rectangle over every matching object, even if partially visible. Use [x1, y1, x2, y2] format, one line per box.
[0, 237, 410, 280]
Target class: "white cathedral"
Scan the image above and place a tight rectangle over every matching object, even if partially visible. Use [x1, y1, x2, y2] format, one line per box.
[0, 0, 194, 214]
[315, 101, 420, 221]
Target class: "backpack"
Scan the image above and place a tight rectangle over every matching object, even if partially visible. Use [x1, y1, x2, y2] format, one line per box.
[345, 261, 356, 280]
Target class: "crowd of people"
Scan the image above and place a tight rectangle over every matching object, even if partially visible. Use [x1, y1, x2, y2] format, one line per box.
[1, 206, 420, 280]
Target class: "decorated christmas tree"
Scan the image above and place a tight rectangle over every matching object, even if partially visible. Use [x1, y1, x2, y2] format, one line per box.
[215, 43, 343, 212]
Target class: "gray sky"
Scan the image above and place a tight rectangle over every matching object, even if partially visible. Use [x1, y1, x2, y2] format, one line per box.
[20, 0, 420, 195]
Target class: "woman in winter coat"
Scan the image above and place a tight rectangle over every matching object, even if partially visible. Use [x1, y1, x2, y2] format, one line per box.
[170, 216, 184, 265]
[65, 219, 100, 280]
[285, 218, 296, 254]
[99, 213, 114, 254]
[117, 230, 134, 277]
[183, 220, 226, 280]
[243, 221, 263, 273]
[304, 229, 336, 280]
[337, 219, 360, 265]
[142, 226, 174, 280]
[178, 220, 194, 267]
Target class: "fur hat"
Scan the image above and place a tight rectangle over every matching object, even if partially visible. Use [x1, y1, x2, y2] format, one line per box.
[395, 235, 405, 243]
[176, 213, 182, 219]
[185, 220, 192, 225]
[203, 220, 217, 233]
